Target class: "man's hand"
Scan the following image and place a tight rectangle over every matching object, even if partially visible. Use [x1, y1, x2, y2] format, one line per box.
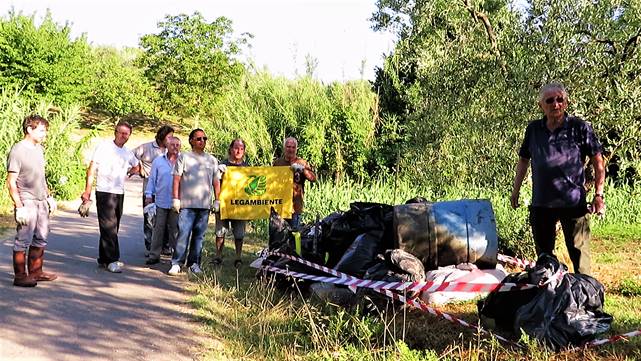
[143, 202, 157, 218]
[78, 200, 92, 218]
[15, 207, 28, 225]
[81, 191, 91, 203]
[46, 196, 57, 214]
[212, 200, 220, 213]
[172, 198, 181, 213]
[510, 191, 520, 209]
[291, 163, 305, 172]
[144, 196, 153, 207]
[218, 164, 227, 173]
[591, 195, 606, 217]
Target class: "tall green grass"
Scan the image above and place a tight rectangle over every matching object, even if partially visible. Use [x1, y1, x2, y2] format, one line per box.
[300, 177, 641, 259]
[0, 89, 90, 210]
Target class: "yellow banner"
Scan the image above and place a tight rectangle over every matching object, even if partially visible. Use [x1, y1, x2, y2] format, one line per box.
[220, 166, 293, 220]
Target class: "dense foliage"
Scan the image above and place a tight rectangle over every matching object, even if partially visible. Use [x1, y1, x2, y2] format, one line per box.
[0, 11, 92, 106]
[89, 47, 158, 116]
[0, 89, 89, 209]
[137, 12, 248, 117]
[201, 73, 383, 180]
[371, 0, 641, 192]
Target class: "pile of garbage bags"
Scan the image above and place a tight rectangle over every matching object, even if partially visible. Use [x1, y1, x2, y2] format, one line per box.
[260, 201, 613, 350]
[478, 254, 613, 350]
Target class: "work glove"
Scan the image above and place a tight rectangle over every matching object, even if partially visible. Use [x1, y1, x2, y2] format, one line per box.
[291, 163, 305, 172]
[218, 164, 227, 173]
[172, 198, 181, 213]
[78, 200, 92, 218]
[15, 207, 28, 226]
[211, 200, 220, 213]
[143, 203, 157, 218]
[46, 196, 57, 214]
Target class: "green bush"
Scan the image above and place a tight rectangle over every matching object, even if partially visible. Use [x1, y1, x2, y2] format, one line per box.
[89, 46, 158, 116]
[0, 89, 88, 210]
[0, 10, 92, 106]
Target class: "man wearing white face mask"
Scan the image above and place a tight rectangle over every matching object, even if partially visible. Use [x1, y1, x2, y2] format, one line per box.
[7, 114, 57, 287]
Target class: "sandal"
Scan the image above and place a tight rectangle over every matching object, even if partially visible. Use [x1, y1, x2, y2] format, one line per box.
[234, 259, 243, 268]
[211, 257, 222, 266]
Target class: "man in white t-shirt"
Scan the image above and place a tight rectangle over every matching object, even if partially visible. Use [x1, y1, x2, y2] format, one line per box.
[81, 121, 140, 273]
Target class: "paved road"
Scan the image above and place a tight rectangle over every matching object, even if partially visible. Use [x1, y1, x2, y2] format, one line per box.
[0, 177, 201, 361]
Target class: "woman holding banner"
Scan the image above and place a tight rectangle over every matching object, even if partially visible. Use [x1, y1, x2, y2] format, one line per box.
[212, 138, 248, 268]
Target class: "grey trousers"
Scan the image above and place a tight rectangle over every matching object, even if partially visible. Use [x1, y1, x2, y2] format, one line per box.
[148, 207, 178, 260]
[14, 199, 49, 251]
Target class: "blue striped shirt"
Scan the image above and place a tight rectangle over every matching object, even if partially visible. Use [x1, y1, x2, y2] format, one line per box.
[145, 154, 176, 209]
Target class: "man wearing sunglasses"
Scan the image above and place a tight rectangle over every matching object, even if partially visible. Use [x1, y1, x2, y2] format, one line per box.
[168, 129, 220, 276]
[510, 82, 605, 275]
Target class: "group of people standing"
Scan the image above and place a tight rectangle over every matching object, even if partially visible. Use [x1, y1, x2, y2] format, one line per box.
[6, 82, 606, 287]
[7, 118, 316, 286]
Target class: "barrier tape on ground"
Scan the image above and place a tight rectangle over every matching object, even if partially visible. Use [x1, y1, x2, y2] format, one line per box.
[372, 287, 519, 347]
[258, 250, 563, 294]
[497, 254, 536, 269]
[573, 329, 641, 350]
[254, 250, 641, 351]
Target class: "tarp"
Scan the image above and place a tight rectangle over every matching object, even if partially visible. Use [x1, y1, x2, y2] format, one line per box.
[220, 166, 293, 220]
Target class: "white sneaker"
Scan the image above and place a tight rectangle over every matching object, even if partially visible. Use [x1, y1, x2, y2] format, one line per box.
[107, 261, 123, 273]
[189, 263, 203, 274]
[168, 264, 181, 276]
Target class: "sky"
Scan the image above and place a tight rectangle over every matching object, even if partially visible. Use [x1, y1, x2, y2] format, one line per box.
[0, 0, 397, 82]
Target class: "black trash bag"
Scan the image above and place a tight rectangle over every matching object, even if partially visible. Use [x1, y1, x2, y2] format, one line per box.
[322, 202, 394, 268]
[478, 254, 613, 350]
[334, 230, 385, 277]
[268, 207, 294, 252]
[478, 254, 566, 331]
[515, 272, 613, 350]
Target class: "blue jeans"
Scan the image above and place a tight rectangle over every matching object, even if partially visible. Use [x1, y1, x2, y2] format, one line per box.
[172, 208, 210, 267]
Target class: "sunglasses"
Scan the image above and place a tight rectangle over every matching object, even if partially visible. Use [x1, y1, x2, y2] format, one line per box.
[193, 137, 208, 141]
[545, 96, 565, 104]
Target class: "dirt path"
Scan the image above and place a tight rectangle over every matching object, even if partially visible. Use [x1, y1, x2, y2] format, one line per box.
[0, 177, 202, 361]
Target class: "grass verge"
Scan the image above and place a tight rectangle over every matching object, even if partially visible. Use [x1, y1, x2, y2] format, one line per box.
[188, 225, 641, 361]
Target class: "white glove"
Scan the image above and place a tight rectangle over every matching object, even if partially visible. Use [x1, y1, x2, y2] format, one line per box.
[172, 198, 181, 213]
[143, 203, 157, 218]
[218, 164, 227, 173]
[15, 207, 28, 226]
[46, 196, 57, 214]
[291, 163, 305, 172]
[212, 200, 220, 213]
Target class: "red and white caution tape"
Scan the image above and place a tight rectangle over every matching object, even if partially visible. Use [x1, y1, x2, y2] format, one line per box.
[258, 250, 553, 294]
[372, 287, 519, 346]
[497, 254, 536, 269]
[573, 329, 641, 350]
[255, 250, 641, 351]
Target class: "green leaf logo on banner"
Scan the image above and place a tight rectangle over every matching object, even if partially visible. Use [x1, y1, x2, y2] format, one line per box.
[244, 175, 267, 196]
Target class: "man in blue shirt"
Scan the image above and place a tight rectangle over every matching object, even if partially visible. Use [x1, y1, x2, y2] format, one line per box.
[510, 82, 605, 275]
[144, 136, 181, 265]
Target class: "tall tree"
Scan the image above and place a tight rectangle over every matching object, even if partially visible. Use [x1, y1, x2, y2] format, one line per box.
[137, 12, 250, 116]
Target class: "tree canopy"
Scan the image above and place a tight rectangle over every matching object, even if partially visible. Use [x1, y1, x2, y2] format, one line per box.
[137, 12, 250, 117]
